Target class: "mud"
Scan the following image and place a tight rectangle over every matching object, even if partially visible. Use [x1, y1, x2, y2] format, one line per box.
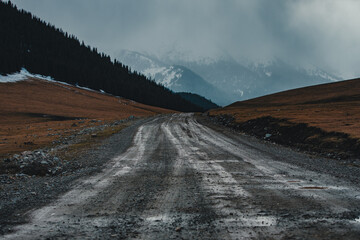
[1, 113, 360, 239]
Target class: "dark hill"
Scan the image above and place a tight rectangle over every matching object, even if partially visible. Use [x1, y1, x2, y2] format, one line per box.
[228, 77, 360, 107]
[0, 1, 201, 112]
[177, 92, 219, 111]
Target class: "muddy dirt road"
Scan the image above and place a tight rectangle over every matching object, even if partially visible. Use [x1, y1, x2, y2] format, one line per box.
[3, 113, 360, 239]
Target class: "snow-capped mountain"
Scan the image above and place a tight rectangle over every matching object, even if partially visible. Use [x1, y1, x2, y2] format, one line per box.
[175, 57, 340, 104]
[115, 50, 230, 106]
[116, 50, 340, 106]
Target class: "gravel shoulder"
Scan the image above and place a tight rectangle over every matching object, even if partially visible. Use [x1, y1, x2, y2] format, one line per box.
[197, 114, 360, 185]
[0, 117, 152, 235]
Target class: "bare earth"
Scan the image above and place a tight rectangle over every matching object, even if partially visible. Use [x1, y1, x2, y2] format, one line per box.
[2, 113, 360, 239]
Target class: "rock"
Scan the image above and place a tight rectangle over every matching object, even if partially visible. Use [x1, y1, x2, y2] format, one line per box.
[35, 151, 45, 157]
[22, 151, 32, 156]
[41, 160, 49, 165]
[265, 133, 272, 139]
[175, 227, 182, 232]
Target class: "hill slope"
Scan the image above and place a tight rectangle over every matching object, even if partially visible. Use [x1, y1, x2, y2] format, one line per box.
[229, 77, 360, 106]
[0, 1, 200, 112]
[177, 92, 219, 111]
[209, 78, 360, 159]
[0, 73, 173, 157]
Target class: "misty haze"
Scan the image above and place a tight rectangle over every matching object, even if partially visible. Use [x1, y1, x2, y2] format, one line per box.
[1, 0, 360, 239]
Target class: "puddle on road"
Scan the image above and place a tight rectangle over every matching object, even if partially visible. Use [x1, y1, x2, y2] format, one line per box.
[300, 186, 328, 190]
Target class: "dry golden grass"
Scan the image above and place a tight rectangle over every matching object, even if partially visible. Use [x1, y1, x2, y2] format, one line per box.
[210, 78, 360, 138]
[0, 77, 174, 157]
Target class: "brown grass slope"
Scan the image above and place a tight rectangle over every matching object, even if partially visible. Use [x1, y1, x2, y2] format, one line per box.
[0, 77, 174, 157]
[211, 78, 360, 139]
[209, 78, 360, 159]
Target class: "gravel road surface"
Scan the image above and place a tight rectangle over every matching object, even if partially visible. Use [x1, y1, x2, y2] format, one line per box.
[2, 113, 360, 239]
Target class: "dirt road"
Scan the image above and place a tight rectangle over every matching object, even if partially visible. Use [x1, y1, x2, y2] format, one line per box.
[3, 113, 360, 239]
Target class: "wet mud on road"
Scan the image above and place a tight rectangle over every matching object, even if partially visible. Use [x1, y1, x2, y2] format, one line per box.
[2, 113, 360, 239]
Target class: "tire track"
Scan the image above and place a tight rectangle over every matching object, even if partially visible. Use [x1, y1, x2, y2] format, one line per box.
[3, 113, 360, 239]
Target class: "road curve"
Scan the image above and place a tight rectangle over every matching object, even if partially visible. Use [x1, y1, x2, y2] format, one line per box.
[3, 113, 360, 239]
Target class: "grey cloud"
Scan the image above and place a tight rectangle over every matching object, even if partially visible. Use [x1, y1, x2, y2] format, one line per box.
[10, 0, 360, 78]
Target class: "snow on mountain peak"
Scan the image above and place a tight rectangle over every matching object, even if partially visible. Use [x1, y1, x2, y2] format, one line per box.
[115, 49, 341, 106]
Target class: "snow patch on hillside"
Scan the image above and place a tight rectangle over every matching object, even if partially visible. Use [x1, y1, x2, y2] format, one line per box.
[265, 72, 272, 77]
[0, 68, 111, 96]
[234, 89, 244, 97]
[305, 68, 339, 82]
[0, 68, 54, 83]
[142, 66, 167, 79]
[143, 66, 183, 88]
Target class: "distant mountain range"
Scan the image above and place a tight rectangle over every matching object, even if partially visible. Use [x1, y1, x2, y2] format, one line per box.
[116, 50, 340, 106]
[117, 50, 230, 106]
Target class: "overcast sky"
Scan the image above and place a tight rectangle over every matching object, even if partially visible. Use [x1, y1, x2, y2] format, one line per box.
[9, 0, 360, 78]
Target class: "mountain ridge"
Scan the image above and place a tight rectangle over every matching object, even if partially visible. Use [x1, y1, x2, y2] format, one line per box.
[116, 50, 230, 106]
[116, 50, 340, 106]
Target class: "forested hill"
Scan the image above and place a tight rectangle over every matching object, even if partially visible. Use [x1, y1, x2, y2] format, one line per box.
[0, 1, 201, 112]
[177, 92, 219, 111]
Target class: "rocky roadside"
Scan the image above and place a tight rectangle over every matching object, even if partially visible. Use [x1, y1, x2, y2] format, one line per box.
[197, 113, 360, 185]
[205, 113, 360, 163]
[0, 116, 148, 235]
[1, 117, 136, 177]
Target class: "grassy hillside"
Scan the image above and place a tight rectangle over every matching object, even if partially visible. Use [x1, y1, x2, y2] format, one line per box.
[213, 78, 360, 138]
[209, 78, 360, 159]
[0, 77, 174, 157]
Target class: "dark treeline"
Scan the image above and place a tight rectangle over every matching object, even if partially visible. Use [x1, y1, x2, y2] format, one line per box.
[0, 1, 202, 112]
[177, 92, 219, 111]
